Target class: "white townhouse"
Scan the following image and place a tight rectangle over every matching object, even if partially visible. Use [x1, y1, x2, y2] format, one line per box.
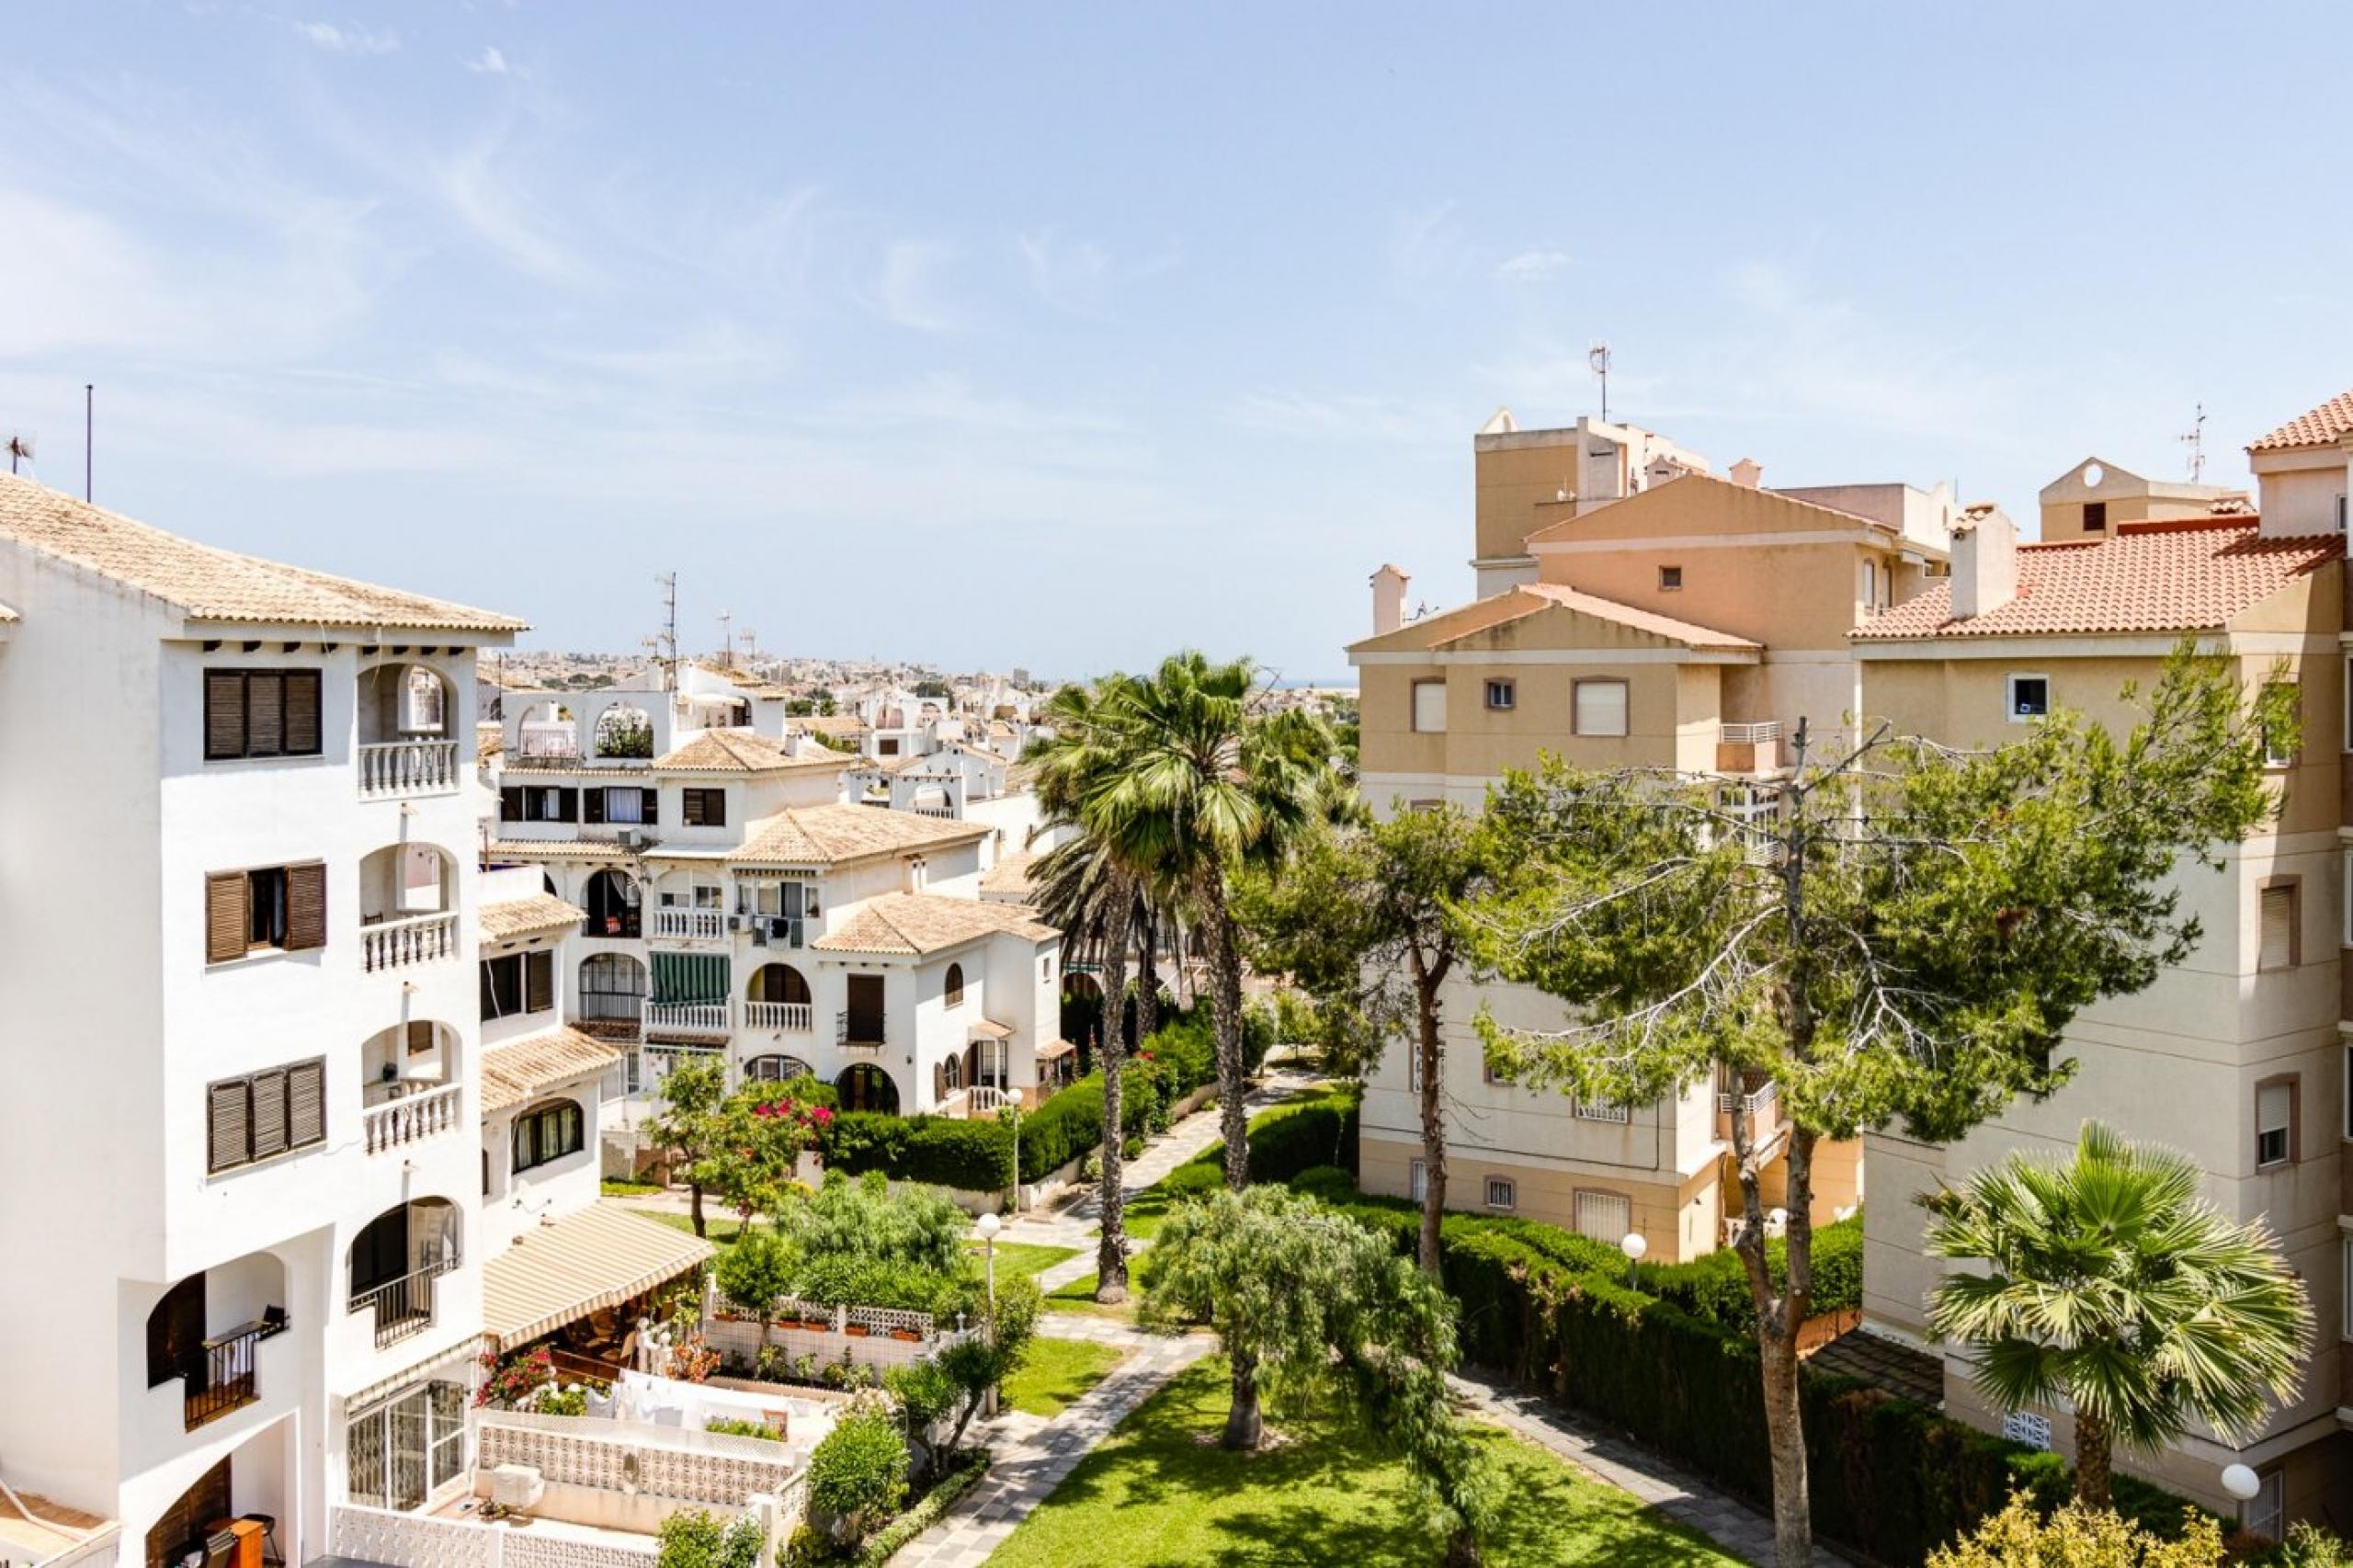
[482, 711, 1073, 1120]
[0, 473, 524, 1568]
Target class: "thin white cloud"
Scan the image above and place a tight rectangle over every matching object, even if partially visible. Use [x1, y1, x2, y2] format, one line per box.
[437, 130, 599, 287]
[1496, 249, 1571, 282]
[1019, 227, 1110, 315]
[867, 241, 961, 332]
[465, 46, 518, 77]
[1389, 201, 1470, 285]
[295, 20, 399, 54]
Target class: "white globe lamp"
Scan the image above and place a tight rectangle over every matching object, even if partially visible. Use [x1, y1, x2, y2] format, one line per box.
[1620, 1232, 1648, 1288]
[2222, 1463, 2262, 1503]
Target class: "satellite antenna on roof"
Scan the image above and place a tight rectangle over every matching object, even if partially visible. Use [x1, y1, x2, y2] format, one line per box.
[716, 608, 733, 667]
[654, 572, 679, 690]
[2178, 403, 2208, 483]
[1589, 341, 1611, 424]
[5, 434, 30, 475]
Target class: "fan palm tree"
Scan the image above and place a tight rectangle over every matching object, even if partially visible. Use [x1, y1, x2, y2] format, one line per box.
[1085, 652, 1332, 1191]
[1920, 1119, 2312, 1509]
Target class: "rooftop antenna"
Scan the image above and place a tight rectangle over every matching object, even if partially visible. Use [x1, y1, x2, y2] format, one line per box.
[1588, 342, 1611, 424]
[2178, 402, 2208, 483]
[83, 383, 93, 501]
[738, 629, 757, 668]
[6, 434, 31, 476]
[654, 572, 678, 689]
[715, 608, 733, 667]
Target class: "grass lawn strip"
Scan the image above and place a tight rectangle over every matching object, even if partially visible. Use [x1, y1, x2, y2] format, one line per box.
[1000, 1335, 1125, 1418]
[631, 1207, 752, 1244]
[966, 1239, 1082, 1277]
[986, 1357, 1745, 1567]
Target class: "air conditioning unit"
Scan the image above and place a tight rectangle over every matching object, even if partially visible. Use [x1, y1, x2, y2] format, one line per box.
[726, 915, 744, 933]
[616, 827, 647, 852]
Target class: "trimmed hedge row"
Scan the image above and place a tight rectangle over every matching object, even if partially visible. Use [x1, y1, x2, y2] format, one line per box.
[1176, 1089, 1361, 1187]
[1287, 1168, 2202, 1565]
[819, 1068, 1166, 1189]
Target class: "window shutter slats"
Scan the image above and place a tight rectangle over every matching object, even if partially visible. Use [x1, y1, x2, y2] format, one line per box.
[205, 673, 246, 759]
[285, 862, 327, 951]
[642, 789, 660, 824]
[682, 790, 703, 827]
[288, 1060, 325, 1147]
[526, 949, 553, 1013]
[206, 873, 250, 964]
[249, 1068, 289, 1157]
[284, 671, 322, 756]
[583, 788, 606, 824]
[208, 1081, 250, 1174]
[247, 673, 285, 756]
[2260, 886, 2294, 971]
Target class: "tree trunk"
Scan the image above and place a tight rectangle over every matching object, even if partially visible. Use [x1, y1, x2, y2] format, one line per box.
[2073, 1409, 2113, 1510]
[688, 1179, 708, 1239]
[1097, 912, 1133, 1305]
[1443, 1527, 1483, 1568]
[1224, 1348, 1264, 1449]
[1410, 949, 1449, 1278]
[1730, 1091, 1816, 1568]
[1199, 874, 1251, 1192]
[1136, 902, 1161, 1042]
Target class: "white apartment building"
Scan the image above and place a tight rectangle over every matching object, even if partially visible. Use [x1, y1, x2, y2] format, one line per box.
[482, 702, 1072, 1122]
[0, 473, 523, 1568]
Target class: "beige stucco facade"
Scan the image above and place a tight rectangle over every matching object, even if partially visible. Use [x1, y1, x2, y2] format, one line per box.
[2037, 455, 2247, 544]
[1854, 560, 2353, 1528]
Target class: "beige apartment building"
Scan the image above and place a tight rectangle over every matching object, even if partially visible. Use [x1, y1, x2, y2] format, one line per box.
[1347, 413, 1954, 1260]
[1854, 388, 2353, 1537]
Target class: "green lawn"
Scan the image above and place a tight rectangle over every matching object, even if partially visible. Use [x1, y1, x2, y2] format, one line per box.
[1041, 1272, 1137, 1320]
[987, 1358, 1744, 1567]
[601, 1177, 665, 1197]
[1000, 1335, 1124, 1418]
[969, 1239, 1082, 1277]
[631, 1207, 753, 1244]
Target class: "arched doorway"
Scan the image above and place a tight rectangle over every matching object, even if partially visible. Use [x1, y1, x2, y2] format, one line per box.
[1061, 973, 1103, 1071]
[835, 1063, 899, 1115]
[582, 869, 642, 937]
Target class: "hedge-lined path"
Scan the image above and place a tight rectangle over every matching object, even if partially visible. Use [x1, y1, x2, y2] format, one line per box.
[887, 1328, 1214, 1568]
[1017, 1066, 1323, 1296]
[1449, 1372, 1851, 1568]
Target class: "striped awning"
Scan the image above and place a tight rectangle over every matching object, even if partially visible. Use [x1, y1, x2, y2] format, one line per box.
[481, 1203, 713, 1352]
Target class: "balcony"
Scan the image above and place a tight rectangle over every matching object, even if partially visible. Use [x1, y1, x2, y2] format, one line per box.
[652, 908, 728, 943]
[184, 1315, 289, 1431]
[743, 1000, 813, 1033]
[357, 740, 459, 801]
[1715, 1076, 1781, 1142]
[1716, 721, 1784, 775]
[835, 1010, 884, 1050]
[643, 999, 732, 1038]
[360, 912, 457, 973]
[361, 1082, 462, 1154]
[351, 1256, 458, 1349]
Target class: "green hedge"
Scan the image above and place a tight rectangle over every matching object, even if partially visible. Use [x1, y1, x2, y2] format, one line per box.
[1288, 1169, 2201, 1564]
[1179, 1088, 1360, 1186]
[819, 1114, 1010, 1191]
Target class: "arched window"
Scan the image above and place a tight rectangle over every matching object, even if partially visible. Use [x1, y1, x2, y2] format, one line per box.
[747, 963, 812, 1005]
[744, 1054, 813, 1083]
[936, 1052, 964, 1101]
[835, 1064, 899, 1115]
[944, 963, 965, 1007]
[579, 953, 647, 1021]
[512, 1098, 585, 1174]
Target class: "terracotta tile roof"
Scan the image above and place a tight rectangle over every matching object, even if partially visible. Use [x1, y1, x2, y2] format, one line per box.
[980, 852, 1037, 897]
[813, 892, 1059, 956]
[479, 892, 586, 942]
[480, 1026, 626, 1113]
[1851, 518, 2342, 642]
[1513, 583, 1760, 651]
[654, 730, 847, 774]
[730, 803, 990, 867]
[483, 837, 635, 861]
[0, 473, 527, 631]
[2250, 391, 2353, 453]
[1347, 582, 1757, 657]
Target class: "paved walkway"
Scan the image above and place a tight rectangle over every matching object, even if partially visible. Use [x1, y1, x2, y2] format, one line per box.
[1450, 1373, 1849, 1567]
[888, 1326, 1212, 1567]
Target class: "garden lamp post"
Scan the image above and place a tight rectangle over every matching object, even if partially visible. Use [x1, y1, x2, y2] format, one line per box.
[2222, 1462, 2263, 1530]
[1619, 1231, 1648, 1290]
[974, 1210, 1000, 1345]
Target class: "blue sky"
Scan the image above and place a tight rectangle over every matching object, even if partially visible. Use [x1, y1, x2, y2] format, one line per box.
[6, 5, 2352, 680]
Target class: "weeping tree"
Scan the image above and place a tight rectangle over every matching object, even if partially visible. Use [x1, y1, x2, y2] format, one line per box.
[1463, 646, 2290, 1568]
[1144, 1187, 1498, 1563]
[1921, 1120, 2311, 1511]
[1237, 804, 1499, 1276]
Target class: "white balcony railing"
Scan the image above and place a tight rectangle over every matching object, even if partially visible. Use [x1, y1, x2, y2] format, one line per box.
[653, 908, 728, 942]
[965, 1085, 1009, 1116]
[743, 1000, 813, 1033]
[1720, 722, 1782, 744]
[644, 999, 732, 1036]
[361, 913, 457, 973]
[358, 740, 459, 800]
[1717, 1080, 1780, 1125]
[362, 1083, 462, 1154]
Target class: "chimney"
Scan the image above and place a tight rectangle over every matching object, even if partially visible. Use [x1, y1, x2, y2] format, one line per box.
[1730, 457, 1762, 489]
[1371, 563, 1410, 636]
[1948, 504, 2018, 619]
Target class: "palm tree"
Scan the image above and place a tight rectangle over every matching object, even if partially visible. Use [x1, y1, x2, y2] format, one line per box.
[1086, 653, 1331, 1192]
[1920, 1119, 2312, 1509]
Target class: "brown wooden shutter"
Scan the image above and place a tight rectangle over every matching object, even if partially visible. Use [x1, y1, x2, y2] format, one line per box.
[501, 787, 525, 824]
[284, 862, 327, 951]
[642, 789, 660, 824]
[207, 1079, 250, 1173]
[407, 1020, 435, 1054]
[583, 788, 606, 824]
[249, 1067, 289, 1157]
[683, 790, 706, 827]
[526, 949, 554, 1012]
[246, 673, 286, 756]
[283, 670, 322, 756]
[705, 790, 726, 826]
[204, 673, 246, 759]
[288, 1060, 326, 1147]
[556, 788, 579, 823]
[206, 873, 250, 964]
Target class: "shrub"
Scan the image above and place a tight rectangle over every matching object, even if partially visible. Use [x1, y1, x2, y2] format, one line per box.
[819, 1114, 1010, 1191]
[807, 1409, 911, 1544]
[849, 1449, 991, 1568]
[716, 1231, 798, 1324]
[655, 1508, 762, 1568]
[703, 1416, 786, 1442]
[1927, 1494, 2223, 1566]
[1177, 1087, 1360, 1187]
[1140, 1009, 1216, 1096]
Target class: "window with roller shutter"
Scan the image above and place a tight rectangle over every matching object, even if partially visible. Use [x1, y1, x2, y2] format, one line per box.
[201, 669, 324, 760]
